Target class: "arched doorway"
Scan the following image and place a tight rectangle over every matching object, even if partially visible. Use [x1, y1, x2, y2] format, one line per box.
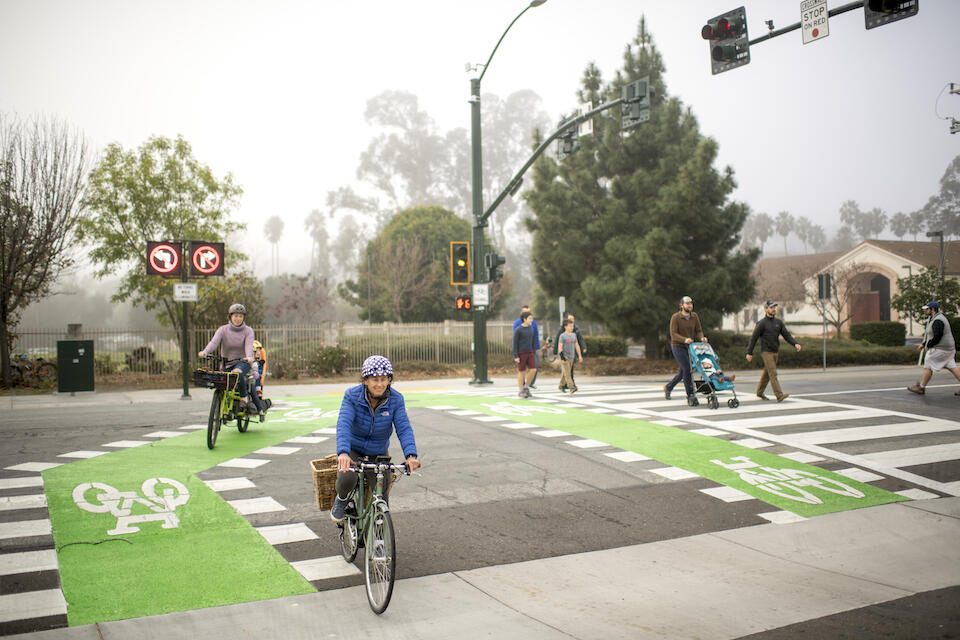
[849, 271, 891, 324]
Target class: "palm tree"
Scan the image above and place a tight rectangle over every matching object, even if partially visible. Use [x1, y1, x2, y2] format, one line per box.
[795, 216, 812, 253]
[264, 215, 284, 276]
[775, 211, 794, 256]
[752, 212, 774, 253]
[304, 209, 331, 281]
[889, 212, 910, 240]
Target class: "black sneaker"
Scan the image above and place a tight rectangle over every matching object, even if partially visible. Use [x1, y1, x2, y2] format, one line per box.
[330, 496, 349, 522]
[664, 385, 672, 400]
[687, 395, 699, 406]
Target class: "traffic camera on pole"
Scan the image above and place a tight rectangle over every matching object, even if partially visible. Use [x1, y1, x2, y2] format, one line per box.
[702, 7, 750, 75]
[450, 241, 471, 285]
[621, 76, 654, 130]
[864, 0, 918, 30]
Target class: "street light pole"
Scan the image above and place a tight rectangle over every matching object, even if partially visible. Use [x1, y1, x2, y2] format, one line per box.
[469, 0, 547, 385]
[901, 264, 913, 336]
[925, 230, 945, 281]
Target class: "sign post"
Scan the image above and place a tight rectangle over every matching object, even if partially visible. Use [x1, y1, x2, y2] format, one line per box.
[147, 240, 227, 400]
[818, 272, 832, 371]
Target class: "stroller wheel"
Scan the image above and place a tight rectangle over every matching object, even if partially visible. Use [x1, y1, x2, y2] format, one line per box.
[727, 398, 740, 409]
[708, 396, 719, 410]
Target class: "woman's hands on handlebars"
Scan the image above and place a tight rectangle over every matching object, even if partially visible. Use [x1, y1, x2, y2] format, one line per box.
[337, 453, 421, 474]
[405, 455, 420, 473]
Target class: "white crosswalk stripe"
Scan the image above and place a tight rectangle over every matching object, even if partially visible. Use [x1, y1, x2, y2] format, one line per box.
[430, 382, 960, 499]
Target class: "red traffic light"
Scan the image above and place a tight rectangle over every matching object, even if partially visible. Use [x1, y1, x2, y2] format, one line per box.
[701, 24, 718, 40]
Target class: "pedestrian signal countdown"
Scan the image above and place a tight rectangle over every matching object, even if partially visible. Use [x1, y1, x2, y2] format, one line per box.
[189, 242, 225, 276]
[146, 241, 183, 276]
[456, 295, 472, 311]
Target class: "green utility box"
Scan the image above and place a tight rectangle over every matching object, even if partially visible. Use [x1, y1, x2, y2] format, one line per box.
[57, 340, 94, 393]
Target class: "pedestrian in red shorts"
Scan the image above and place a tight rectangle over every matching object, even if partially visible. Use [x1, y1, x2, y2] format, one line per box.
[513, 310, 538, 397]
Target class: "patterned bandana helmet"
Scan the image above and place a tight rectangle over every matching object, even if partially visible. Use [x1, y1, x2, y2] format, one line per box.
[361, 355, 393, 379]
[253, 340, 262, 350]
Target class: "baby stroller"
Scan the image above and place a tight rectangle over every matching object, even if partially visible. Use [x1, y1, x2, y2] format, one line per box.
[688, 342, 740, 409]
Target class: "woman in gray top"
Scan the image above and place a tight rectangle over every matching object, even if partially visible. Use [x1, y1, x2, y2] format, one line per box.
[199, 303, 260, 415]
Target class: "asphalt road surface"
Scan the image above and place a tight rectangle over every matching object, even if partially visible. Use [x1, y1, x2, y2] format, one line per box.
[1, 365, 958, 638]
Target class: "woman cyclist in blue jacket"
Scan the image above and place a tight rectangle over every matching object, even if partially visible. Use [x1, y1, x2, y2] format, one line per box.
[330, 355, 420, 522]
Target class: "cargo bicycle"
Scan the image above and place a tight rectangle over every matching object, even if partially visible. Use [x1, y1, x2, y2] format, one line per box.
[328, 456, 412, 614]
[193, 356, 253, 449]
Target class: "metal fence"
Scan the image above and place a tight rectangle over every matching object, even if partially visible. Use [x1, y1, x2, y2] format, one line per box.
[12, 319, 605, 377]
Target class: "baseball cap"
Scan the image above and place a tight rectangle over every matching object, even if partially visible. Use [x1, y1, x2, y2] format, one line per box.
[681, 296, 693, 303]
[764, 300, 778, 308]
[923, 300, 939, 312]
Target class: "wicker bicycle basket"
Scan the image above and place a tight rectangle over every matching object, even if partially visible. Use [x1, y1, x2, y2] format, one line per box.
[310, 455, 338, 511]
[309, 455, 399, 511]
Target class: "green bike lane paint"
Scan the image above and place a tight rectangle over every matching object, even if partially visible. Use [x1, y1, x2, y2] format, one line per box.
[43, 396, 342, 626]
[40, 390, 908, 628]
[403, 393, 909, 517]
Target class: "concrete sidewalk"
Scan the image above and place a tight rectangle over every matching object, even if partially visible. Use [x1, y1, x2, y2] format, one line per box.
[12, 497, 959, 639]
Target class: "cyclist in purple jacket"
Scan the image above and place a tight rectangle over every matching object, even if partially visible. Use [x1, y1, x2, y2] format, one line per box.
[198, 303, 263, 419]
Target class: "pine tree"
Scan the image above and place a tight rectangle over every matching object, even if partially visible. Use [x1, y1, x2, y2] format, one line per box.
[524, 18, 758, 356]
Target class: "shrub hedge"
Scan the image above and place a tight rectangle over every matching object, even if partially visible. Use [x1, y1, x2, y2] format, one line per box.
[849, 322, 906, 347]
[583, 335, 628, 357]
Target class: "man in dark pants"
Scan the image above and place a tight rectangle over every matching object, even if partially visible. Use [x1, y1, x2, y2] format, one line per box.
[665, 296, 706, 406]
[746, 300, 802, 402]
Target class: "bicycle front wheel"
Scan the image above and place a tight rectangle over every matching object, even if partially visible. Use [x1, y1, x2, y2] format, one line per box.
[207, 389, 223, 449]
[364, 502, 396, 614]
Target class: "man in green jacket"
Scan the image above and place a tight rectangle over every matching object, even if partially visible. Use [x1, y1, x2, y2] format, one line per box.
[746, 301, 801, 402]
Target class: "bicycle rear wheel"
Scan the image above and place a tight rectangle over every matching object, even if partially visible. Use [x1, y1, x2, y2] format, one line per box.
[207, 389, 222, 449]
[237, 406, 250, 433]
[364, 502, 396, 614]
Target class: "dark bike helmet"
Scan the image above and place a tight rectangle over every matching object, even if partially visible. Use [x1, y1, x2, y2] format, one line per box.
[361, 355, 393, 379]
[228, 303, 246, 316]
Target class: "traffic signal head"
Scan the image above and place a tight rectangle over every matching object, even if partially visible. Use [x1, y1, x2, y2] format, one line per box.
[702, 7, 750, 75]
[456, 295, 472, 311]
[484, 252, 506, 282]
[450, 241, 470, 285]
[864, 0, 918, 29]
[556, 117, 581, 159]
[621, 76, 654, 130]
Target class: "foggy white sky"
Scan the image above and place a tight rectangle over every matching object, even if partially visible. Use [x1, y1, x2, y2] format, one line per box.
[2, 0, 958, 278]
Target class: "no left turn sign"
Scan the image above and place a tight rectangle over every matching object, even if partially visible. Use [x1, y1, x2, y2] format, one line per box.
[146, 242, 182, 276]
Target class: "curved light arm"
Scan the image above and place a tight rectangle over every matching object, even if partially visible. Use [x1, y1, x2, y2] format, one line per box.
[478, 0, 547, 83]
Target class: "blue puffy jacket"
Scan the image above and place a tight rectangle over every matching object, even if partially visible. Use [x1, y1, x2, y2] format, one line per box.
[336, 385, 418, 459]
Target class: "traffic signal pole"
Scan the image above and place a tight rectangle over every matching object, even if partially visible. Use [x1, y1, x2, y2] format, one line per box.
[748, 1, 863, 46]
[469, 96, 625, 384]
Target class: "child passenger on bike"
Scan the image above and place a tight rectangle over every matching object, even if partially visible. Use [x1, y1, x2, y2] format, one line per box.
[330, 355, 420, 522]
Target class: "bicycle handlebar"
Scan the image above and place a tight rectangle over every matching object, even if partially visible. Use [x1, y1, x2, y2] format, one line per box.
[349, 461, 412, 475]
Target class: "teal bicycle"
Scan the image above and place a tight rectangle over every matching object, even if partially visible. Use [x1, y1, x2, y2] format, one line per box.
[337, 457, 412, 614]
